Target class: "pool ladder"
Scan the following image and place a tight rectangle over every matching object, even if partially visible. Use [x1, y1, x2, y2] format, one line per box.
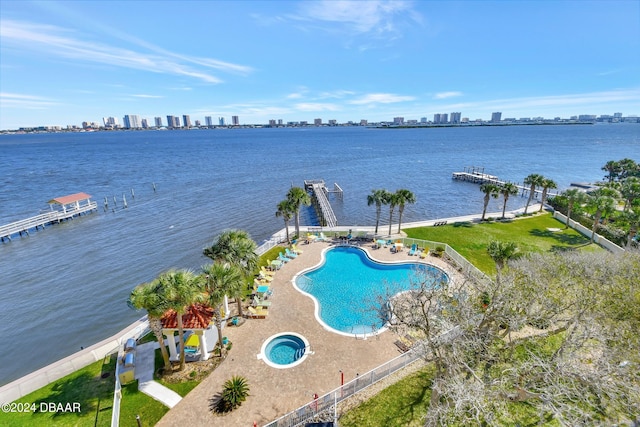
[294, 347, 306, 361]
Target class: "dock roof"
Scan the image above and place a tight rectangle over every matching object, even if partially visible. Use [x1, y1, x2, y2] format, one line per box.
[48, 192, 92, 205]
[161, 304, 214, 330]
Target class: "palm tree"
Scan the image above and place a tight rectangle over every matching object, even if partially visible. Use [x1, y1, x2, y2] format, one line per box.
[395, 189, 416, 233]
[203, 229, 258, 317]
[127, 279, 172, 372]
[622, 202, 640, 249]
[562, 188, 587, 229]
[480, 183, 500, 221]
[523, 173, 545, 214]
[486, 241, 520, 282]
[160, 269, 206, 371]
[367, 189, 391, 235]
[202, 263, 244, 356]
[621, 176, 640, 212]
[275, 199, 295, 243]
[585, 188, 619, 243]
[286, 187, 311, 239]
[387, 192, 399, 236]
[602, 160, 621, 182]
[539, 178, 558, 212]
[499, 182, 518, 219]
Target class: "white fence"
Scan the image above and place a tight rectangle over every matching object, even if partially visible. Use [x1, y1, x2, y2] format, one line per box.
[264, 349, 421, 427]
[552, 211, 624, 253]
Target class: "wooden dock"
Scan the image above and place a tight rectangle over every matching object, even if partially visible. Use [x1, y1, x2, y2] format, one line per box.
[1, 193, 98, 242]
[452, 167, 558, 197]
[304, 179, 342, 228]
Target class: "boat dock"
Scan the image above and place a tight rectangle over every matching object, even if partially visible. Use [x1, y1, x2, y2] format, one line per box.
[452, 167, 558, 197]
[1, 193, 98, 242]
[304, 179, 343, 228]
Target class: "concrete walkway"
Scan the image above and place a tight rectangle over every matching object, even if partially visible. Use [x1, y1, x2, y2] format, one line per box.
[135, 342, 182, 408]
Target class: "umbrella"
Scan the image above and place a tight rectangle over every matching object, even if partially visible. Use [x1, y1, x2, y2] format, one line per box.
[184, 334, 200, 347]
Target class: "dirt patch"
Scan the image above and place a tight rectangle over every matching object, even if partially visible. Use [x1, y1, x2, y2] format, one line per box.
[158, 353, 227, 383]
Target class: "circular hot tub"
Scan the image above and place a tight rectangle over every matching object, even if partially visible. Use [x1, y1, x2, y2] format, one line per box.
[259, 332, 310, 369]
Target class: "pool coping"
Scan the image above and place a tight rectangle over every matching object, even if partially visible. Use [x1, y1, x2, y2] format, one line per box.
[258, 332, 311, 369]
[291, 244, 450, 339]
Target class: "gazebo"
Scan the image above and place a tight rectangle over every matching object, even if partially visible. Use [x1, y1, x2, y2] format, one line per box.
[47, 192, 97, 217]
[160, 299, 229, 362]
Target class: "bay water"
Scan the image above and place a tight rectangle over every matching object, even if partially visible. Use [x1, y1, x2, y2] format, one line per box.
[0, 124, 638, 385]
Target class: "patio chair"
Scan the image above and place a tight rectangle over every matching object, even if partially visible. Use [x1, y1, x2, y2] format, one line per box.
[278, 252, 290, 263]
[409, 244, 418, 256]
[285, 248, 298, 259]
[247, 306, 269, 319]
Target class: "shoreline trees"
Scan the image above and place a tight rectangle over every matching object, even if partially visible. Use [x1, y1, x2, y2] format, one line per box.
[367, 189, 391, 235]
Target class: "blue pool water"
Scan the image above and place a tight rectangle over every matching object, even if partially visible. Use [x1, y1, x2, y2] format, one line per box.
[297, 246, 448, 334]
[265, 334, 307, 365]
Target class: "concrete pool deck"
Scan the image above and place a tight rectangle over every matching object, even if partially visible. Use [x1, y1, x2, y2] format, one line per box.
[156, 238, 458, 427]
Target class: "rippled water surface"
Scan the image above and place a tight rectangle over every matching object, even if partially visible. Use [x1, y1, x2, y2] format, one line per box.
[0, 124, 638, 384]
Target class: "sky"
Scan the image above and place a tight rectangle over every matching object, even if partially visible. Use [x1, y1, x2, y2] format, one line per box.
[1, 0, 639, 129]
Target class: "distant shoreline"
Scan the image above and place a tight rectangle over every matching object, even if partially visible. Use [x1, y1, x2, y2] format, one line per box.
[371, 121, 596, 129]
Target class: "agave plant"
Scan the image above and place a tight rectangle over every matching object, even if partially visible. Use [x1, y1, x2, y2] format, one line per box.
[216, 375, 250, 412]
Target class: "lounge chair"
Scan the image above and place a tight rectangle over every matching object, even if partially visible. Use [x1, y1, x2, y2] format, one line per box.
[278, 252, 290, 263]
[291, 244, 303, 254]
[318, 232, 328, 242]
[285, 248, 298, 258]
[261, 266, 276, 276]
[409, 244, 418, 256]
[258, 272, 273, 281]
[419, 249, 429, 259]
[252, 296, 271, 308]
[247, 306, 269, 319]
[270, 259, 283, 270]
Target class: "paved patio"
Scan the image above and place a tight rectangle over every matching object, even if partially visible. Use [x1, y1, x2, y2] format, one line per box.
[156, 238, 456, 427]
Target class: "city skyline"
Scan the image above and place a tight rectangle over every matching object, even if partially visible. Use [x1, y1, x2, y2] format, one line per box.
[1, 1, 639, 129]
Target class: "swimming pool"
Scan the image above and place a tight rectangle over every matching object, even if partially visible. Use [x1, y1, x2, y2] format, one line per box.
[295, 246, 448, 336]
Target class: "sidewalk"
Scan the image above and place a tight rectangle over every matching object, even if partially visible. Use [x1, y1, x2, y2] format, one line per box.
[134, 342, 182, 408]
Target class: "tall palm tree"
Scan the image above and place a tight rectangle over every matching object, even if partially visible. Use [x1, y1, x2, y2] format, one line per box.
[203, 229, 258, 317]
[480, 183, 500, 221]
[286, 187, 311, 239]
[623, 202, 640, 249]
[523, 174, 545, 214]
[486, 240, 520, 283]
[539, 178, 558, 212]
[275, 199, 295, 243]
[128, 279, 172, 372]
[160, 269, 206, 371]
[602, 160, 621, 182]
[367, 189, 391, 235]
[499, 182, 518, 219]
[562, 188, 587, 229]
[387, 192, 399, 236]
[621, 176, 640, 212]
[395, 189, 416, 233]
[202, 263, 244, 356]
[585, 188, 619, 243]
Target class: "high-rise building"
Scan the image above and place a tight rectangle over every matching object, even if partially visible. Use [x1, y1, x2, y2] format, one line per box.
[360, 119, 368, 126]
[103, 116, 118, 127]
[154, 117, 163, 127]
[441, 113, 448, 124]
[314, 118, 322, 126]
[205, 116, 213, 127]
[123, 115, 141, 129]
[328, 119, 337, 125]
[269, 119, 276, 126]
[182, 115, 192, 128]
[491, 112, 502, 123]
[450, 112, 461, 124]
[420, 117, 427, 123]
[231, 116, 239, 126]
[141, 118, 149, 129]
[393, 117, 404, 125]
[166, 115, 180, 128]
[219, 117, 225, 126]
[278, 119, 283, 125]
[433, 113, 441, 124]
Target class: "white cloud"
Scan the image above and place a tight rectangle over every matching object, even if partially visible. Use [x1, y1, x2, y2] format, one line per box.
[0, 93, 59, 109]
[434, 91, 463, 99]
[349, 93, 415, 105]
[294, 102, 341, 112]
[0, 20, 252, 84]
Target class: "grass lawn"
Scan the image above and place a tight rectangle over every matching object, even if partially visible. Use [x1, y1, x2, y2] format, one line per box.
[118, 381, 168, 427]
[2, 354, 116, 427]
[405, 213, 604, 274]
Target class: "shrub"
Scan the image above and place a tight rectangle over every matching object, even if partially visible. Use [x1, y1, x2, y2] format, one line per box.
[432, 246, 445, 257]
[215, 375, 250, 413]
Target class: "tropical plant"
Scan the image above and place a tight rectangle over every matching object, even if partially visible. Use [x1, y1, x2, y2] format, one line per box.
[562, 188, 587, 229]
[538, 177, 557, 212]
[622, 200, 640, 249]
[387, 192, 399, 236]
[523, 173, 545, 214]
[159, 269, 206, 371]
[286, 186, 311, 239]
[479, 183, 500, 221]
[127, 280, 172, 372]
[498, 182, 518, 219]
[395, 189, 416, 233]
[367, 189, 392, 235]
[602, 160, 621, 182]
[203, 229, 258, 317]
[621, 176, 640, 211]
[216, 375, 250, 412]
[275, 199, 295, 243]
[585, 187, 619, 243]
[486, 240, 520, 281]
[201, 262, 244, 356]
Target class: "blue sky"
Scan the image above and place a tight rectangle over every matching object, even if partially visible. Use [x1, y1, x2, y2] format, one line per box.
[1, 0, 639, 129]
